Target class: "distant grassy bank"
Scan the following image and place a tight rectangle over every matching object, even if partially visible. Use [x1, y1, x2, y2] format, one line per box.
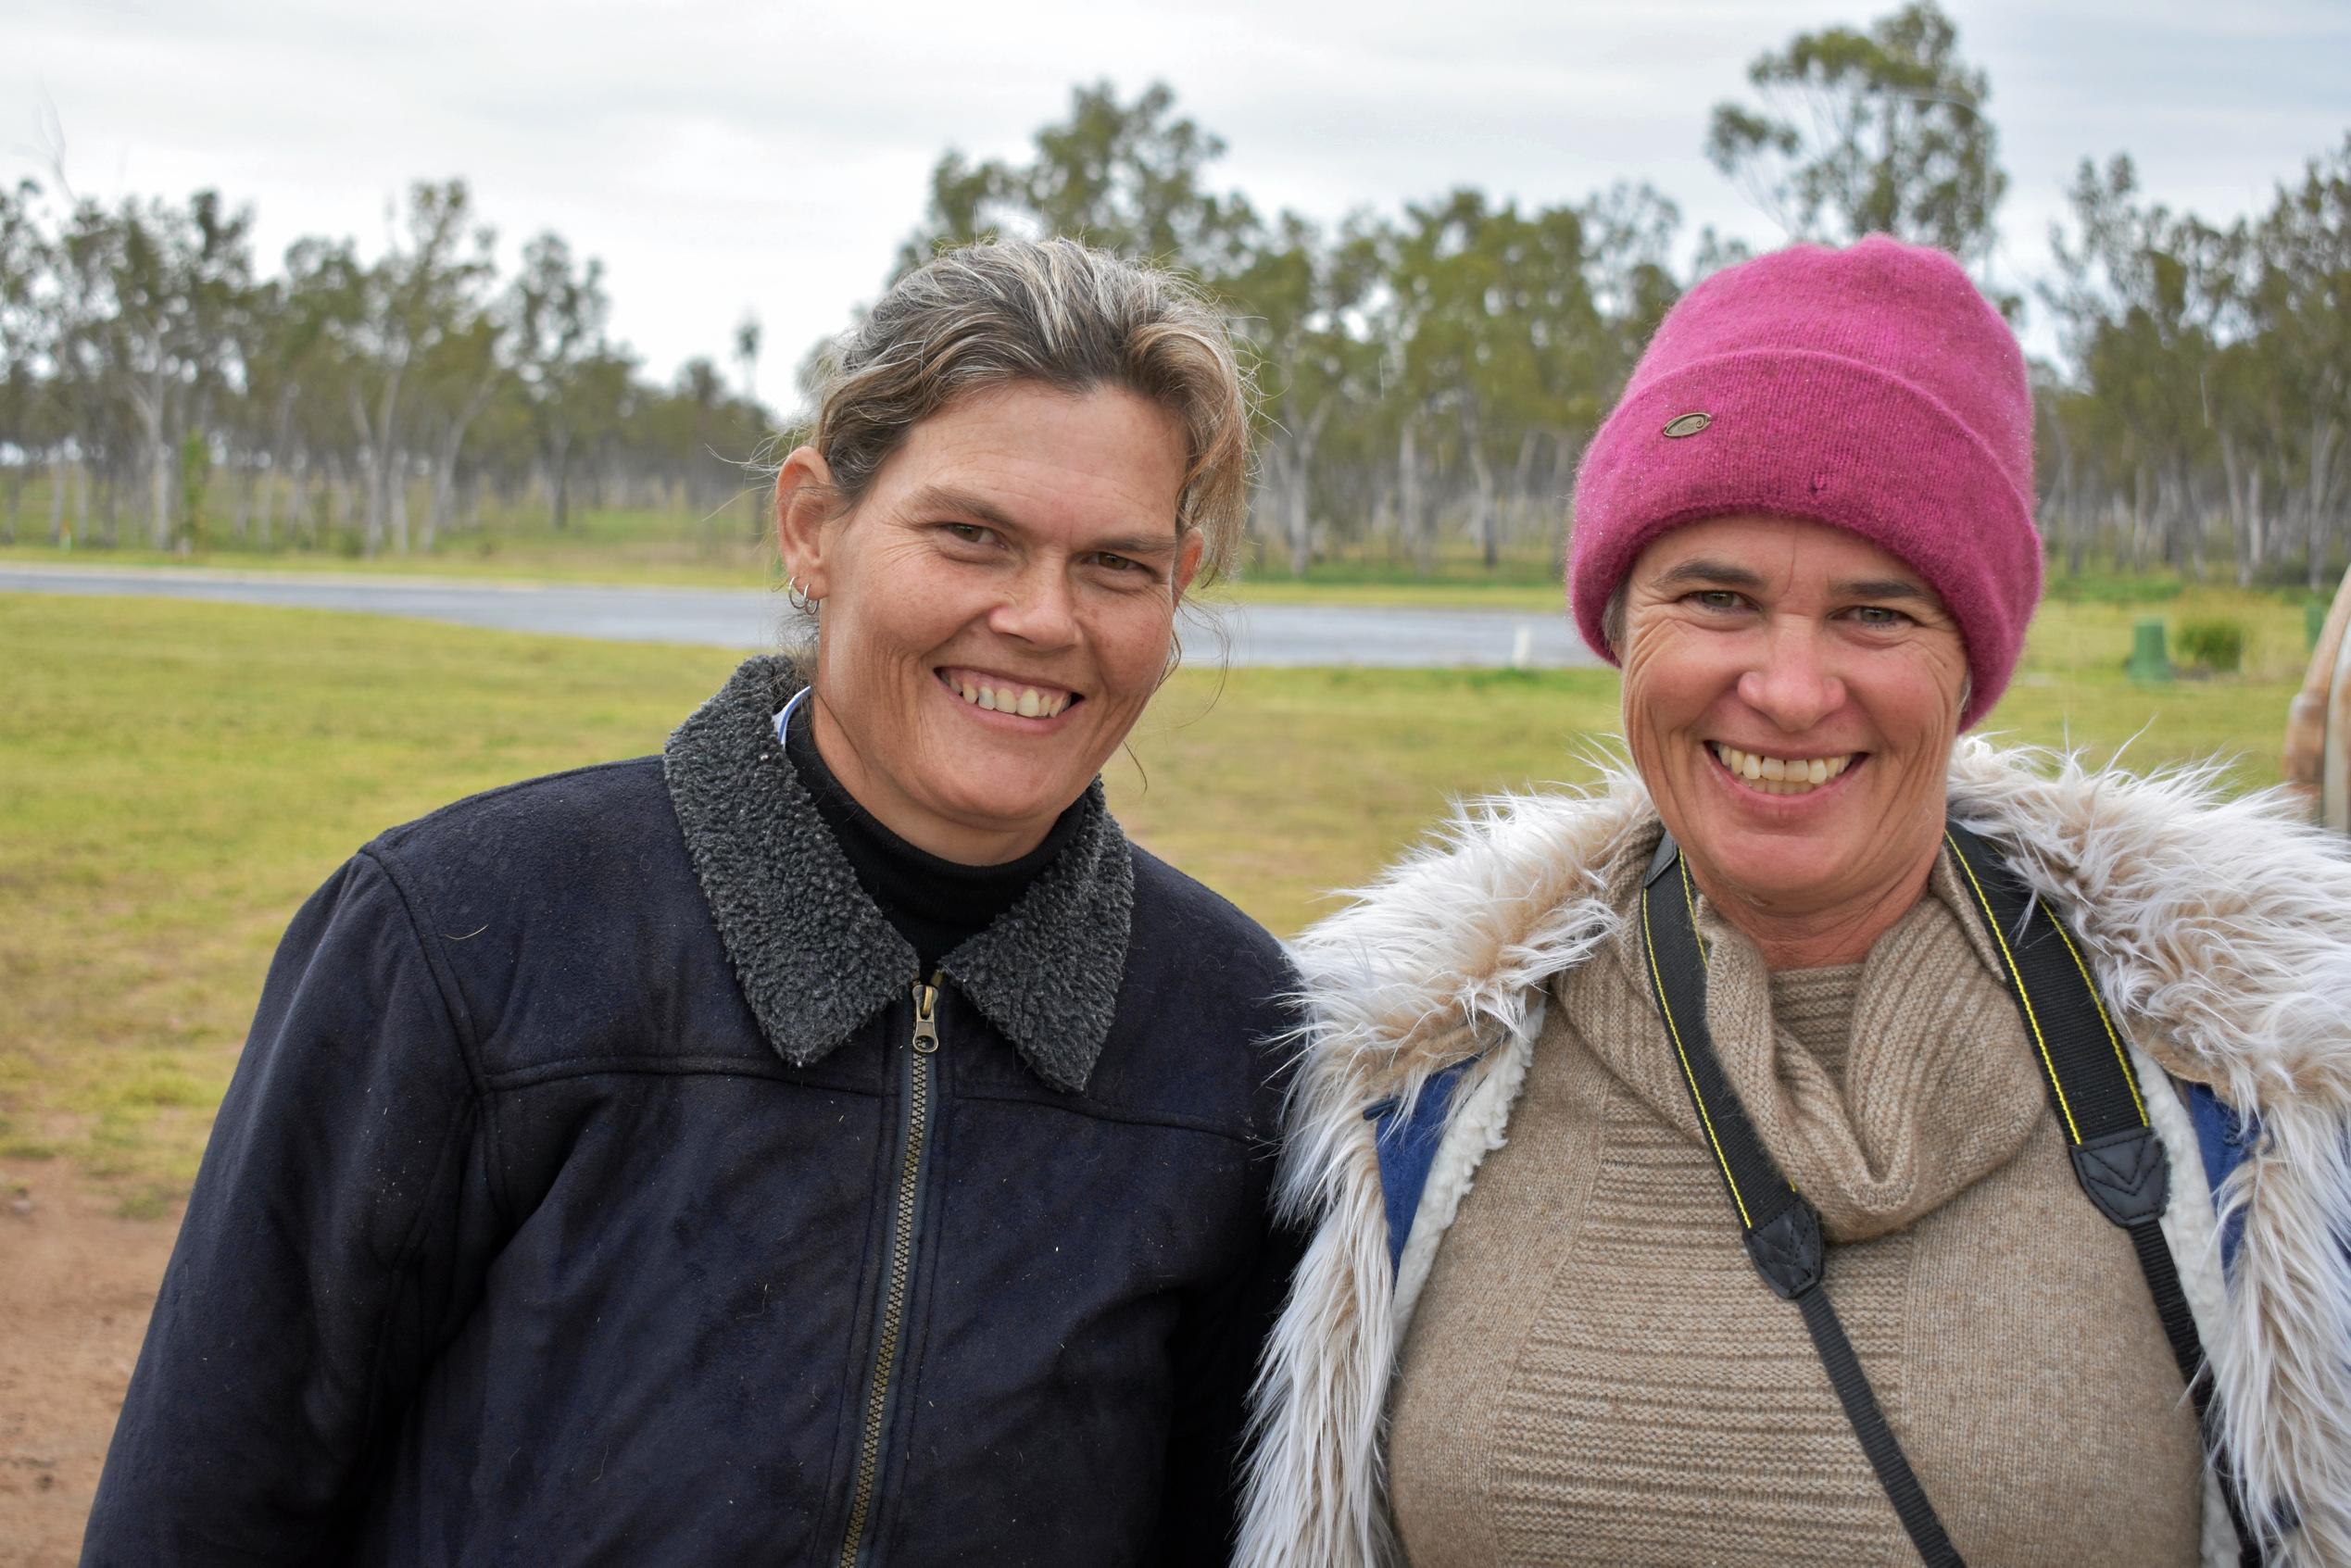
[0, 590, 2310, 1210]
[7, 523, 2338, 626]
[0, 525, 1578, 610]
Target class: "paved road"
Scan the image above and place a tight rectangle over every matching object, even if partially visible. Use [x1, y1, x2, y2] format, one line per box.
[1, 564, 1601, 669]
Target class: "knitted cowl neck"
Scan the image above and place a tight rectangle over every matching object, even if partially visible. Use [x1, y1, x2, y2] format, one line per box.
[1581, 842, 2050, 1242]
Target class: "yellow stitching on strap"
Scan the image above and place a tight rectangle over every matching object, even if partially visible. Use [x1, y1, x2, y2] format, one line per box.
[1643, 884, 1752, 1228]
[1946, 832, 2082, 1144]
[2045, 908, 2149, 1125]
[1677, 857, 1711, 967]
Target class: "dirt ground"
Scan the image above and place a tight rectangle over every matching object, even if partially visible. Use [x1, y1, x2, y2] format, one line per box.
[0, 1164, 178, 1568]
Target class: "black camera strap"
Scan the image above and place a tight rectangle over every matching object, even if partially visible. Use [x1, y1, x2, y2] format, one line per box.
[1638, 822, 2262, 1567]
[1942, 822, 2261, 1567]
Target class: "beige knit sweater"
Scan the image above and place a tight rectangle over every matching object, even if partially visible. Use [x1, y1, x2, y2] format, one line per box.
[1386, 844, 2204, 1566]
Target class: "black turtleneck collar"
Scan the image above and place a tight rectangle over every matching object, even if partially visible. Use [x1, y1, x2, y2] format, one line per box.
[780, 694, 1085, 972]
[660, 656, 1135, 1094]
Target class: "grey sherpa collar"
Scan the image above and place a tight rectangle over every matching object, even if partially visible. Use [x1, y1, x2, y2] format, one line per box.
[661, 655, 1134, 1093]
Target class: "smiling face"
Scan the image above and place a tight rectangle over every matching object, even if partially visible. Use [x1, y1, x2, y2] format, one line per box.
[777, 381, 1199, 865]
[1618, 514, 1972, 967]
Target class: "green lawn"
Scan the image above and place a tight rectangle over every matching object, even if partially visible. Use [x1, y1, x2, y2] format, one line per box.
[0, 589, 2312, 1211]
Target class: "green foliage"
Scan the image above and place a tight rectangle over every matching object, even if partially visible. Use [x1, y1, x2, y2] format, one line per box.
[2041, 136, 2351, 591]
[176, 427, 210, 547]
[2042, 570, 2188, 605]
[0, 65, 2344, 593]
[897, 81, 1259, 279]
[891, 81, 1683, 579]
[2176, 617, 2247, 673]
[1706, 0, 2005, 260]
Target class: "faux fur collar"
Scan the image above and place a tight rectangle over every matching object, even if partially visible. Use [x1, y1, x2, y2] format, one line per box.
[1242, 738, 2351, 1568]
[661, 655, 1135, 1093]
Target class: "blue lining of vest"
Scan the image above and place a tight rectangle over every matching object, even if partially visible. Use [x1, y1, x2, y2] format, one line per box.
[1374, 1065, 2255, 1279]
[2186, 1079, 2257, 1271]
[1364, 1057, 1477, 1275]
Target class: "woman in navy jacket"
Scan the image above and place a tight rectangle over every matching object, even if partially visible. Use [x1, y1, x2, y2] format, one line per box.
[85, 238, 1300, 1566]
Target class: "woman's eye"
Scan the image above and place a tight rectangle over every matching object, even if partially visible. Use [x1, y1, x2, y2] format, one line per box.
[1849, 605, 1909, 626]
[1691, 590, 1746, 611]
[941, 522, 992, 546]
[1090, 552, 1162, 582]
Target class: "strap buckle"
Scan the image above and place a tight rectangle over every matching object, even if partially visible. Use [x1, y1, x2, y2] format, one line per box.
[2069, 1126, 2171, 1227]
[1743, 1202, 1826, 1301]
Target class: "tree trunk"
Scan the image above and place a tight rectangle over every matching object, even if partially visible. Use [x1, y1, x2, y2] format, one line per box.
[1400, 421, 1429, 578]
[1286, 408, 1327, 579]
[49, 454, 69, 546]
[260, 388, 296, 548]
[2175, 463, 2206, 583]
[2247, 467, 2265, 582]
[426, 372, 497, 552]
[287, 453, 312, 548]
[349, 387, 383, 557]
[2131, 466, 2152, 573]
[1286, 443, 1312, 578]
[133, 374, 171, 551]
[391, 452, 411, 556]
[1469, 438, 1498, 570]
[547, 428, 573, 531]
[2220, 433, 2253, 587]
[2310, 417, 2341, 593]
[2064, 460, 2087, 577]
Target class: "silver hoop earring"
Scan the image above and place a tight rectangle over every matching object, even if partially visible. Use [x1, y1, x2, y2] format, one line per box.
[786, 575, 817, 615]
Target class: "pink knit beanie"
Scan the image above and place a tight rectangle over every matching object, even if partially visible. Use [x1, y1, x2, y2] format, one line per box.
[1569, 234, 2039, 729]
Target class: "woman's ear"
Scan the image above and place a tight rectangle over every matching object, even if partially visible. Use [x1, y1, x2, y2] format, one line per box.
[774, 446, 838, 598]
[1171, 529, 1206, 601]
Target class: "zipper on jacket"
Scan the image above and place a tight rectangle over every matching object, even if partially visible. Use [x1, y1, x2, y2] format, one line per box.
[836, 973, 944, 1568]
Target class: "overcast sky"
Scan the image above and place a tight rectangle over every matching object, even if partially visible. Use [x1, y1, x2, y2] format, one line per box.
[10, 0, 2347, 400]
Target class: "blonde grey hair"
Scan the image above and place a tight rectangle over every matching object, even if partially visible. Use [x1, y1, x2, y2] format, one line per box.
[798, 236, 1251, 583]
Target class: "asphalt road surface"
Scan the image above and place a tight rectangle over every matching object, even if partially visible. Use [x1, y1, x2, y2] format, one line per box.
[1, 565, 1602, 669]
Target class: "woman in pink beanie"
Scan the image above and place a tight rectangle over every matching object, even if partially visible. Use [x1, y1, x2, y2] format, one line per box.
[1242, 237, 2351, 1567]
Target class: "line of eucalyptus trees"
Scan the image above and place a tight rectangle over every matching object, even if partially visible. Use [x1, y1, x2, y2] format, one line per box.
[2041, 148, 2351, 589]
[3, 2, 2344, 583]
[0, 177, 771, 555]
[886, 4, 2347, 584]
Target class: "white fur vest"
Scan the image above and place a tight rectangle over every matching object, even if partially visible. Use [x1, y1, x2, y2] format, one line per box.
[1239, 739, 2351, 1568]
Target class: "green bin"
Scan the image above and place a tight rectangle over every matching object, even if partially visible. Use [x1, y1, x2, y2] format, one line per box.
[2127, 620, 2173, 684]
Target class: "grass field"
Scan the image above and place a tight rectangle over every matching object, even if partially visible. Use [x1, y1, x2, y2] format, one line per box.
[0, 587, 2317, 1213]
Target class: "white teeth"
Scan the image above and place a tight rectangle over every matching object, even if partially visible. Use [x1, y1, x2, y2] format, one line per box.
[948, 673, 1071, 719]
[1712, 743, 1855, 795]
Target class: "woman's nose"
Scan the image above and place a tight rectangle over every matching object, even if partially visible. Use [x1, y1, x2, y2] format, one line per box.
[988, 563, 1080, 647]
[1735, 623, 1846, 731]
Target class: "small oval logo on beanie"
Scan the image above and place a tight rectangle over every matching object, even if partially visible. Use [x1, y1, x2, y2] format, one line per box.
[1663, 411, 1712, 438]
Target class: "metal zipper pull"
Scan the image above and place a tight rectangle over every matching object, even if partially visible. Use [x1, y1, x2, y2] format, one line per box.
[911, 978, 939, 1054]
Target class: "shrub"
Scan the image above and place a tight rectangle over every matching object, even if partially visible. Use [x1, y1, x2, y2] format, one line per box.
[2176, 617, 2246, 674]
